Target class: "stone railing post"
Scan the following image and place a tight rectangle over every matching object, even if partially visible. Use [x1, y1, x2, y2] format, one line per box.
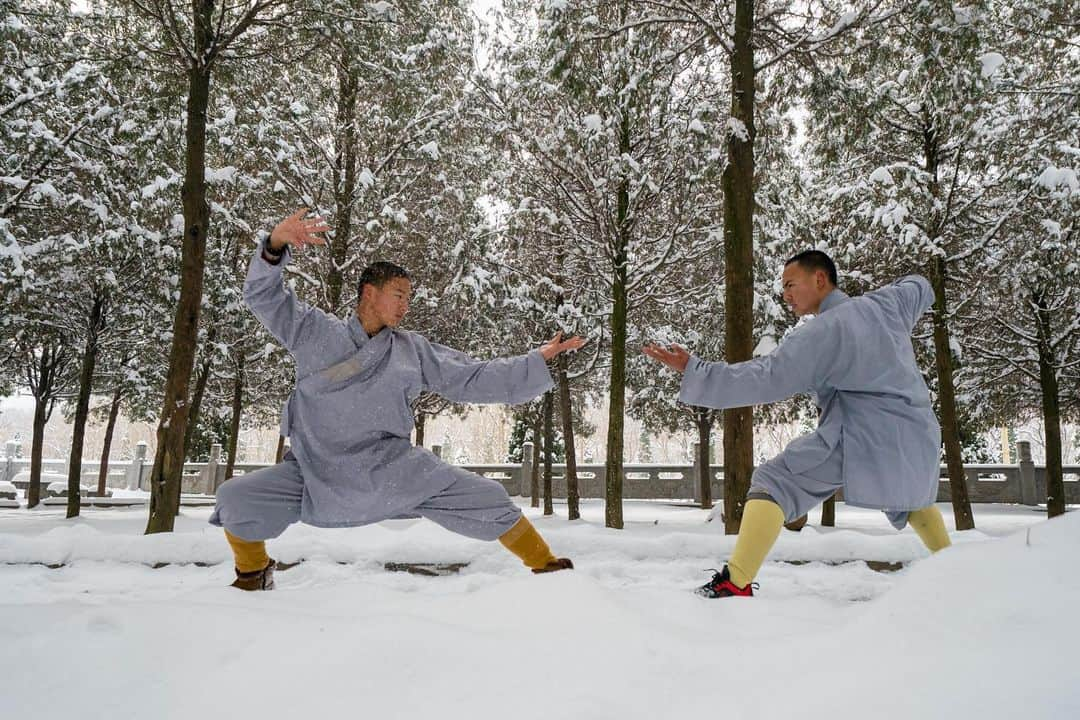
[1017, 440, 1037, 506]
[520, 441, 534, 497]
[126, 442, 147, 490]
[202, 444, 221, 495]
[3, 441, 17, 484]
[431, 444, 442, 459]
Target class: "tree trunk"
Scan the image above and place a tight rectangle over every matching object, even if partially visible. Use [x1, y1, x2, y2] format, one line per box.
[26, 343, 64, 508]
[415, 412, 426, 448]
[97, 385, 123, 497]
[820, 493, 836, 527]
[146, 11, 214, 534]
[1034, 294, 1065, 518]
[695, 408, 713, 510]
[327, 57, 359, 312]
[67, 294, 106, 517]
[928, 256, 975, 530]
[275, 434, 286, 464]
[720, 0, 757, 535]
[555, 355, 580, 520]
[530, 413, 541, 508]
[224, 355, 244, 482]
[182, 326, 216, 461]
[604, 101, 632, 530]
[542, 390, 554, 516]
[28, 395, 49, 509]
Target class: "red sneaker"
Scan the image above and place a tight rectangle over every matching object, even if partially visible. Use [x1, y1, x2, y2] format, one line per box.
[695, 566, 755, 598]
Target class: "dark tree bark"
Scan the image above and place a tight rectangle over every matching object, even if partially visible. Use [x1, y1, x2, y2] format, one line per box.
[224, 354, 245, 482]
[720, 0, 757, 535]
[555, 354, 580, 520]
[96, 386, 123, 497]
[603, 98, 631, 530]
[1033, 292, 1066, 518]
[25, 341, 69, 508]
[275, 434, 286, 464]
[694, 407, 713, 510]
[530, 413, 541, 508]
[146, 3, 215, 534]
[182, 324, 216, 461]
[327, 57, 359, 312]
[542, 389, 554, 516]
[414, 412, 426, 448]
[66, 292, 107, 517]
[820, 493, 836, 527]
[929, 256, 975, 530]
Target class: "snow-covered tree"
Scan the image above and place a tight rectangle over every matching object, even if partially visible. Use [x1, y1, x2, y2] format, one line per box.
[488, 0, 727, 528]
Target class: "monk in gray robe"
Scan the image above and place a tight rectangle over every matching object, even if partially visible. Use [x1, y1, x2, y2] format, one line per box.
[644, 250, 951, 598]
[211, 209, 584, 590]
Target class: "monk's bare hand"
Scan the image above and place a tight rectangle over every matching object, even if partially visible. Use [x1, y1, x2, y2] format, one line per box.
[642, 343, 690, 373]
[269, 208, 330, 251]
[539, 331, 587, 361]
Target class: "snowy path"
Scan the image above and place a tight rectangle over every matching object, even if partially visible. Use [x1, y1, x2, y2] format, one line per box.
[0, 501, 1076, 720]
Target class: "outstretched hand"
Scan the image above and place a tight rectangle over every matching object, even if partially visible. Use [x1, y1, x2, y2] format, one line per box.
[269, 208, 330, 251]
[642, 343, 690, 373]
[539, 331, 587, 361]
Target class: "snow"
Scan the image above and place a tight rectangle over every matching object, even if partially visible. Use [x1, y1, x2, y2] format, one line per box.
[418, 141, 440, 160]
[205, 166, 238, 183]
[869, 166, 895, 185]
[752, 334, 778, 356]
[727, 116, 749, 142]
[581, 113, 603, 134]
[979, 52, 1006, 78]
[1035, 165, 1079, 193]
[0, 500, 1076, 719]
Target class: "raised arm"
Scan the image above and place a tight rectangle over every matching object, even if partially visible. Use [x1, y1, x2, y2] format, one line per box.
[875, 275, 935, 331]
[243, 209, 333, 352]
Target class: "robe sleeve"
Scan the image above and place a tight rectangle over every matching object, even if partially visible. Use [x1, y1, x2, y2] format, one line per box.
[243, 241, 337, 354]
[678, 321, 828, 410]
[415, 336, 554, 405]
[879, 275, 935, 331]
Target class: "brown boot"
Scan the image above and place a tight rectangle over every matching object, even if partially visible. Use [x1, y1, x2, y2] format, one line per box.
[532, 558, 574, 574]
[230, 559, 275, 591]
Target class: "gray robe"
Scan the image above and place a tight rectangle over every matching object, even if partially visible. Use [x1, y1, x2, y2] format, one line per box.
[679, 277, 941, 513]
[241, 244, 553, 528]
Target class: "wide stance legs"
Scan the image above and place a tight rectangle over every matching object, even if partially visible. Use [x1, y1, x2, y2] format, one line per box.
[212, 453, 571, 590]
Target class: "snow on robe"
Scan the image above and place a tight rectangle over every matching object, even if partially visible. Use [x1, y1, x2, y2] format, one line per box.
[679, 278, 942, 512]
[244, 244, 554, 527]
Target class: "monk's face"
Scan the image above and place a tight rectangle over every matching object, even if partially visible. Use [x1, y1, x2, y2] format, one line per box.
[362, 277, 412, 328]
[781, 262, 832, 318]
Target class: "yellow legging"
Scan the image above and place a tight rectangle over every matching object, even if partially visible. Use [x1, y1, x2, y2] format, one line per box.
[499, 516, 557, 570]
[726, 501, 953, 589]
[907, 505, 951, 553]
[225, 530, 270, 573]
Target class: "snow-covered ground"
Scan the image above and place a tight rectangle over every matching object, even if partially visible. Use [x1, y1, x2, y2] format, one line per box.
[0, 500, 1076, 719]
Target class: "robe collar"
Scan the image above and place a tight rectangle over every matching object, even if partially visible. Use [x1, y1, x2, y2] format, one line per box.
[818, 287, 849, 314]
[348, 312, 371, 348]
[348, 312, 394, 349]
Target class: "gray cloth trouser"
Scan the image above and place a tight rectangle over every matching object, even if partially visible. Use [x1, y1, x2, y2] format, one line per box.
[208, 452, 522, 542]
[748, 440, 910, 530]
